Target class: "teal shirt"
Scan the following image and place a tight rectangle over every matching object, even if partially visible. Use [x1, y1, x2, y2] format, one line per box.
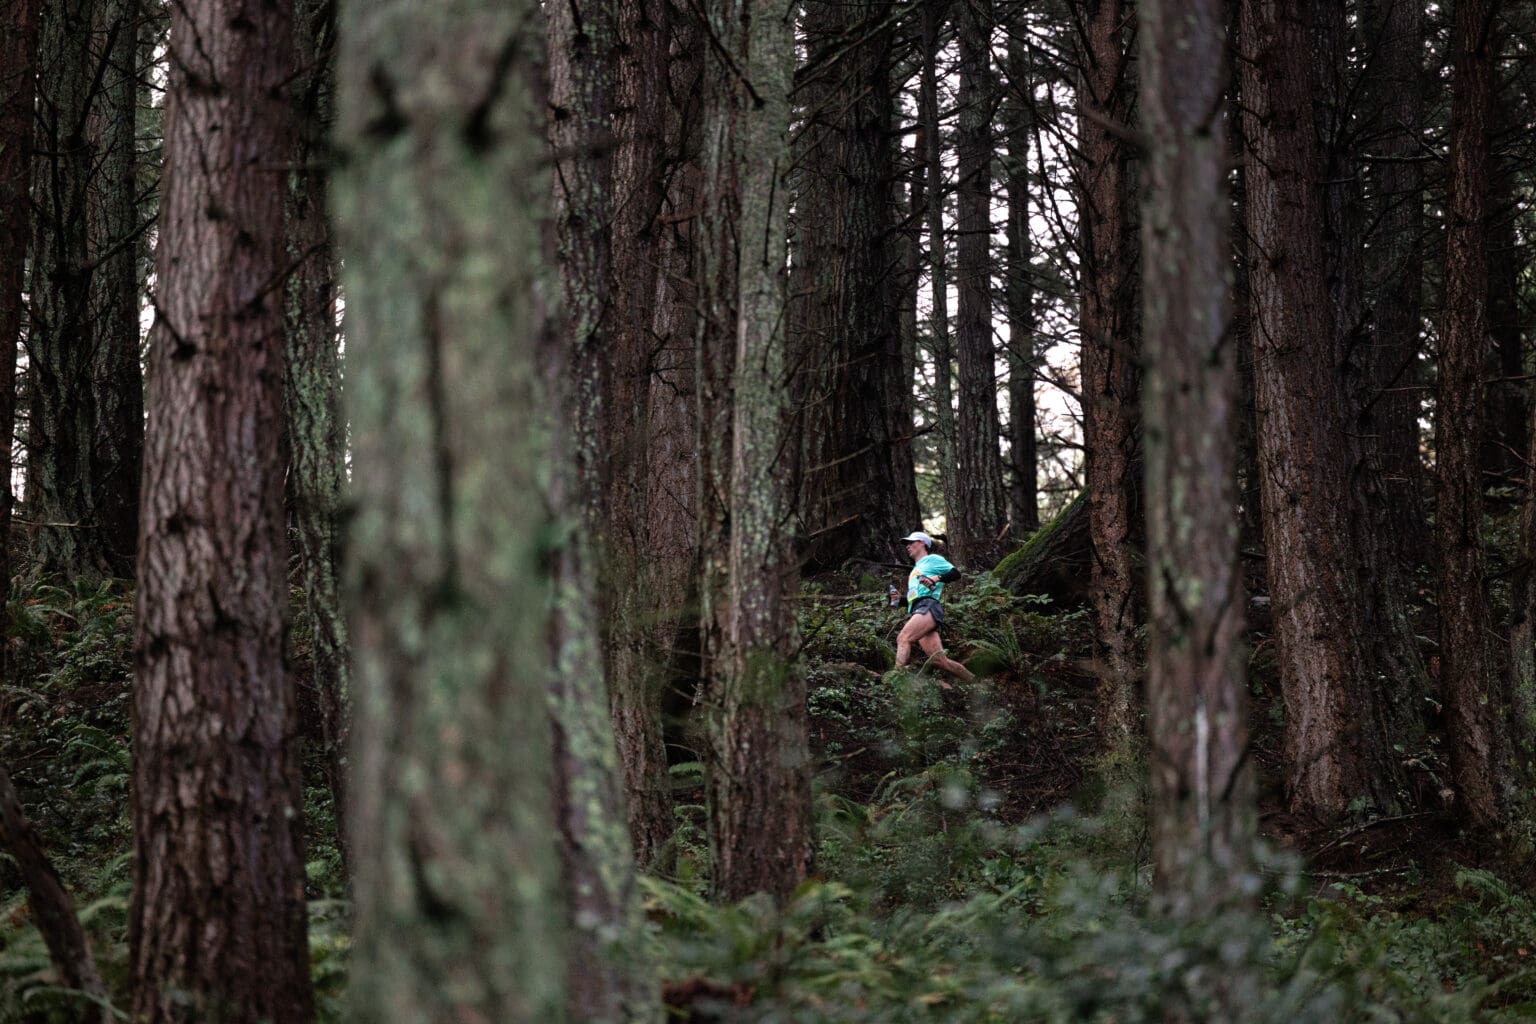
[907, 553, 955, 609]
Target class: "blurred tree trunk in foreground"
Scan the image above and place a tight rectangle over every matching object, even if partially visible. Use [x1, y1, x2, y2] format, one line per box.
[1140, 0, 1253, 920]
[337, 0, 572, 1017]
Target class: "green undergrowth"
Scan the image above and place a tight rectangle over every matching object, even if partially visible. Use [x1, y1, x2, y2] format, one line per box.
[632, 575, 1536, 1022]
[4, 574, 1536, 1022]
[0, 577, 350, 1023]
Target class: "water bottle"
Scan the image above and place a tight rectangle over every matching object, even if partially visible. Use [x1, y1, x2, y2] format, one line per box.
[887, 583, 901, 607]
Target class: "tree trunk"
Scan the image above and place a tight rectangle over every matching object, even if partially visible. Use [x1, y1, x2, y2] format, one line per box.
[1141, 0, 1254, 927]
[335, 0, 568, 1016]
[1512, 341, 1536, 774]
[1, 0, 33, 616]
[949, 0, 1006, 566]
[920, 2, 955, 532]
[698, 0, 813, 904]
[1361, 0, 1428, 565]
[1238, 0, 1394, 818]
[1005, 30, 1038, 537]
[1436, 0, 1501, 827]
[130, 0, 312, 1017]
[548, 0, 657, 1015]
[1320, 0, 1432, 788]
[284, 0, 350, 866]
[896, 101, 925, 536]
[86, 0, 142, 576]
[28, 0, 106, 579]
[1078, 0, 1140, 755]
[1227, 10, 1262, 551]
[1486, 144, 1525, 487]
[602, 0, 699, 869]
[793, 0, 918, 568]
[0, 767, 109, 1023]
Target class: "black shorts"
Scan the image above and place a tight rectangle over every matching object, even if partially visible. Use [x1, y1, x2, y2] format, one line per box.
[907, 597, 944, 625]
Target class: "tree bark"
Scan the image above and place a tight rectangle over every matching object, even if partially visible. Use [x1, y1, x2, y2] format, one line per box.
[1361, 0, 1428, 565]
[335, 0, 568, 1016]
[602, 0, 699, 869]
[1, 0, 33, 617]
[1141, 0, 1254, 926]
[1005, 29, 1038, 536]
[130, 0, 312, 1017]
[1319, 0, 1432, 788]
[920, 2, 956, 533]
[283, 0, 350, 865]
[547, 0, 657, 1015]
[1486, 141, 1525, 486]
[1512, 333, 1536, 775]
[698, 0, 814, 903]
[1238, 0, 1395, 818]
[1227, 7, 1262, 551]
[0, 766, 109, 1023]
[1436, 0, 1501, 827]
[949, 0, 1007, 566]
[27, 0, 107, 579]
[86, 0, 142, 576]
[1077, 0, 1140, 756]
[793, 0, 918, 568]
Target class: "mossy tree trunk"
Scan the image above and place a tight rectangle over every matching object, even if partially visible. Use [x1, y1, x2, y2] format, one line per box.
[949, 0, 1006, 566]
[1140, 0, 1254, 925]
[336, 0, 571, 1017]
[697, 0, 814, 904]
[548, 0, 658, 1015]
[129, 0, 313, 1017]
[1076, 0, 1141, 757]
[1436, 0, 1502, 827]
[283, 0, 350, 865]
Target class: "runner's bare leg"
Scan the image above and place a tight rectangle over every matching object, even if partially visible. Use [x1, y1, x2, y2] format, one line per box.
[896, 611, 937, 667]
[918, 630, 974, 683]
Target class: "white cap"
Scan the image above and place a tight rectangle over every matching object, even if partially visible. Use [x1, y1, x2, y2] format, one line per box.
[901, 531, 933, 549]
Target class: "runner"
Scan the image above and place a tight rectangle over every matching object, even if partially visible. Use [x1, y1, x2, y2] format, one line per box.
[895, 531, 975, 684]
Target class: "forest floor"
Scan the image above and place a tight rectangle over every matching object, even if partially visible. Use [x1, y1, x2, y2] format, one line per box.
[3, 571, 1536, 1022]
